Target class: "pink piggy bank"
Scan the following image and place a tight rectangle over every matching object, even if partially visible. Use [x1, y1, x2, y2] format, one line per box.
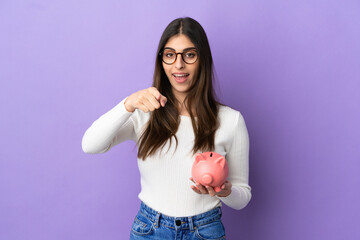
[191, 152, 229, 192]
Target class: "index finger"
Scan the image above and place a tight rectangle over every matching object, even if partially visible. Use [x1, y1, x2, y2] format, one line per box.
[148, 87, 167, 106]
[189, 177, 196, 183]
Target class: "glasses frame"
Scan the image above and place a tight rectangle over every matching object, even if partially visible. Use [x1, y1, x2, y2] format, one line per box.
[159, 47, 199, 65]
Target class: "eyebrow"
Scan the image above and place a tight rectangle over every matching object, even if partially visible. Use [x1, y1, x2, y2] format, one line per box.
[163, 47, 196, 51]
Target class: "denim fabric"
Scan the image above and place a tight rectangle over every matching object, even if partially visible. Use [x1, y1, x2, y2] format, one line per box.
[129, 201, 226, 240]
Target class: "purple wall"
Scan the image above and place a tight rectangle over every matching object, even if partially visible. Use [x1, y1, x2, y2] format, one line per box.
[1, 0, 359, 239]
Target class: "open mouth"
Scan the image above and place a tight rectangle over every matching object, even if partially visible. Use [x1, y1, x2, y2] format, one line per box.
[172, 73, 189, 83]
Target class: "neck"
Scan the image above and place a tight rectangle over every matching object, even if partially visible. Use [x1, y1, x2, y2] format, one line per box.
[172, 90, 196, 117]
[177, 99, 196, 117]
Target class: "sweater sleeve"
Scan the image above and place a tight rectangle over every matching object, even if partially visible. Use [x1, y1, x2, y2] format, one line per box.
[81, 97, 136, 154]
[216, 111, 252, 210]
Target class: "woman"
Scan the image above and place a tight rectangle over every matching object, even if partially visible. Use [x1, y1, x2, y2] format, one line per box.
[82, 17, 251, 240]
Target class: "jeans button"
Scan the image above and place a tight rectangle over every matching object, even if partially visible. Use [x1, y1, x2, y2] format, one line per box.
[175, 220, 181, 226]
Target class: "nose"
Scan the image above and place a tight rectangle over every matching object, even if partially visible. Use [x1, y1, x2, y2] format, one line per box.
[202, 174, 213, 184]
[174, 53, 185, 69]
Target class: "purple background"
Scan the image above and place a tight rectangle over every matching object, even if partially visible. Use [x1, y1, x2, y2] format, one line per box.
[1, 0, 359, 239]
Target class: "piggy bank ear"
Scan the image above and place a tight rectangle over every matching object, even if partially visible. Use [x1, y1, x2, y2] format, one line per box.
[215, 157, 226, 168]
[195, 153, 206, 164]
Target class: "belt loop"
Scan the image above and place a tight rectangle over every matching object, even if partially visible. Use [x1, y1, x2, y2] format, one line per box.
[219, 207, 222, 218]
[154, 211, 161, 228]
[188, 217, 194, 232]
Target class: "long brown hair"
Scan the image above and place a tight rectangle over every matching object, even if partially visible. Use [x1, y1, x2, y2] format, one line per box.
[137, 17, 223, 160]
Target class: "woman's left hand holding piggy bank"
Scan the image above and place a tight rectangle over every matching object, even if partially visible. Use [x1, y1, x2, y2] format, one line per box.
[189, 177, 232, 197]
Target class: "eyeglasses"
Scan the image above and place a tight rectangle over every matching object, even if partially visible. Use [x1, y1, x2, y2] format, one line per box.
[159, 47, 199, 65]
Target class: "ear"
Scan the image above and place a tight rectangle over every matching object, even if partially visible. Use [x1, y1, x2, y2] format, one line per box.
[195, 153, 206, 164]
[214, 157, 226, 168]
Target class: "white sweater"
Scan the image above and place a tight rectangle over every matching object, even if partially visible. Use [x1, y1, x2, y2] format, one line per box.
[82, 97, 252, 217]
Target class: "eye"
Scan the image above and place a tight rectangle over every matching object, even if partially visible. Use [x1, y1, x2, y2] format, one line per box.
[163, 51, 175, 58]
[185, 51, 197, 58]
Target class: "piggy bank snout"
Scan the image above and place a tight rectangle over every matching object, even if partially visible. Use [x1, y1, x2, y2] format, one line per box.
[202, 174, 213, 184]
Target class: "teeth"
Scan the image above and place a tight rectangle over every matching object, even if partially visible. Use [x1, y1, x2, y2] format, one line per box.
[173, 74, 188, 77]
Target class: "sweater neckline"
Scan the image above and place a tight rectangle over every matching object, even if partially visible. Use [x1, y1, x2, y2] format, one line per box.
[180, 115, 197, 119]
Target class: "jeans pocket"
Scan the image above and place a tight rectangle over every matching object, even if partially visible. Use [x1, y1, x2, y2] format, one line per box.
[195, 220, 226, 240]
[131, 212, 154, 236]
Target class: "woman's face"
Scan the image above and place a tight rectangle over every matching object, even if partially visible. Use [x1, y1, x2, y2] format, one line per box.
[162, 34, 200, 102]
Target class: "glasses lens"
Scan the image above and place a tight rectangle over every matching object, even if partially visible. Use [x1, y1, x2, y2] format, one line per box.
[162, 49, 176, 64]
[183, 49, 198, 64]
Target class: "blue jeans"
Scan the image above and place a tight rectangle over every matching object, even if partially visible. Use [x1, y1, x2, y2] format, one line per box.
[129, 201, 226, 240]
